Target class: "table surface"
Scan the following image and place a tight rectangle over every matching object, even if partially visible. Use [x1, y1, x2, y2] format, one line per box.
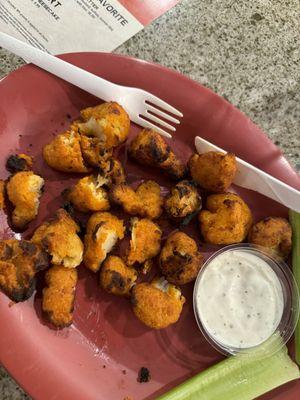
[0, 0, 299, 398]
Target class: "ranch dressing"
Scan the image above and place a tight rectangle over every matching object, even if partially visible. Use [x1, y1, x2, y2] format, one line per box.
[196, 249, 284, 349]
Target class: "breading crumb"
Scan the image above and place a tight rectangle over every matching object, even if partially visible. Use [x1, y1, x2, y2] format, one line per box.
[137, 367, 150, 383]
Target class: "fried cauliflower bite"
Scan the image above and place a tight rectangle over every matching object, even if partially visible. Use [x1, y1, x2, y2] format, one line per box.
[63, 175, 110, 213]
[99, 255, 137, 296]
[164, 180, 201, 222]
[188, 152, 237, 192]
[0, 180, 5, 210]
[6, 154, 33, 173]
[83, 212, 125, 272]
[132, 277, 185, 329]
[129, 129, 186, 180]
[127, 218, 162, 266]
[43, 130, 90, 173]
[79, 135, 113, 167]
[110, 180, 163, 219]
[199, 193, 253, 245]
[159, 231, 203, 285]
[79, 102, 130, 148]
[0, 240, 49, 302]
[6, 171, 44, 229]
[97, 157, 126, 186]
[31, 209, 83, 268]
[43, 265, 78, 327]
[248, 217, 292, 258]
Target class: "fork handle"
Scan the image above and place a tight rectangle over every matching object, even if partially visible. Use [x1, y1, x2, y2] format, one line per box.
[0, 32, 120, 101]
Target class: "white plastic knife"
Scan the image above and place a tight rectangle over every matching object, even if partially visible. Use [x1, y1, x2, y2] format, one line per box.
[195, 136, 300, 212]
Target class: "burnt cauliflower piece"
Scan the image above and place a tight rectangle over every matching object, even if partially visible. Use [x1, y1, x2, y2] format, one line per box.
[132, 277, 185, 329]
[0, 239, 49, 302]
[164, 180, 201, 223]
[97, 157, 126, 187]
[99, 255, 137, 297]
[79, 134, 113, 168]
[6, 154, 33, 173]
[31, 209, 83, 268]
[129, 129, 186, 180]
[159, 231, 203, 285]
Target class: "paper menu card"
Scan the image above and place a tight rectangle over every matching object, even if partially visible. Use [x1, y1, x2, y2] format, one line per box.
[0, 0, 180, 54]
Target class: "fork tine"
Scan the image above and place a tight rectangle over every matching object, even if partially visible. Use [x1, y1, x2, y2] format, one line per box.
[145, 95, 183, 118]
[146, 104, 180, 124]
[138, 116, 172, 138]
[144, 111, 176, 131]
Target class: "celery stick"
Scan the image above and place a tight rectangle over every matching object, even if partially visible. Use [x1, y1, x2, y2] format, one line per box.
[157, 338, 299, 400]
[289, 210, 300, 365]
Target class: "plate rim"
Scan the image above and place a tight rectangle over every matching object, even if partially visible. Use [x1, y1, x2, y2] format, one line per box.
[0, 51, 299, 400]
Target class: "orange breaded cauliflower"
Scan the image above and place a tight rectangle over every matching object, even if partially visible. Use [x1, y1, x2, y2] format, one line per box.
[43, 130, 90, 173]
[0, 240, 49, 302]
[79, 135, 113, 167]
[32, 209, 83, 268]
[43, 265, 78, 327]
[63, 175, 110, 213]
[0, 180, 5, 209]
[159, 231, 203, 285]
[248, 217, 292, 258]
[83, 212, 125, 272]
[164, 180, 201, 222]
[78, 102, 130, 148]
[129, 129, 186, 180]
[97, 157, 126, 187]
[99, 255, 137, 296]
[132, 277, 185, 329]
[188, 152, 237, 192]
[110, 180, 163, 219]
[6, 153, 33, 173]
[199, 193, 252, 244]
[127, 218, 162, 266]
[6, 171, 44, 229]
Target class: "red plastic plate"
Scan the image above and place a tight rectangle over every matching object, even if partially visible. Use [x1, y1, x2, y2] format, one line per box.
[0, 53, 299, 400]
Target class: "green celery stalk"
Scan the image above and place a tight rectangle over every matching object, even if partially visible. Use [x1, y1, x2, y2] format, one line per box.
[289, 210, 300, 365]
[157, 337, 299, 400]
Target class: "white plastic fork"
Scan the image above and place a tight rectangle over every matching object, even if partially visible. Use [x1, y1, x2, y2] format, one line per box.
[0, 32, 182, 138]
